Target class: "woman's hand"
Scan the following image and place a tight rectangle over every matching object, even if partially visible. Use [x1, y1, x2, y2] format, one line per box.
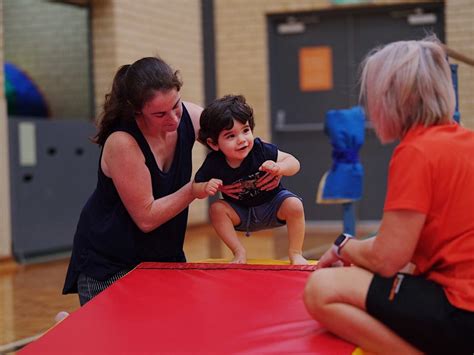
[316, 247, 351, 269]
[256, 160, 282, 191]
[315, 247, 340, 269]
[219, 181, 243, 199]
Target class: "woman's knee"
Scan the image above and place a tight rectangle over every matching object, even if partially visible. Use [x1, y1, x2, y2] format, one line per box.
[278, 197, 304, 220]
[304, 267, 373, 315]
[304, 269, 335, 315]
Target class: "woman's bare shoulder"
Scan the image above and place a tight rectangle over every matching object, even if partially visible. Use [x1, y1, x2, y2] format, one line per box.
[183, 101, 203, 119]
[102, 131, 144, 176]
[183, 101, 203, 137]
[104, 131, 139, 152]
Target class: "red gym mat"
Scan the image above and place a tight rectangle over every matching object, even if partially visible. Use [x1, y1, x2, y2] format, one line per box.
[21, 262, 356, 354]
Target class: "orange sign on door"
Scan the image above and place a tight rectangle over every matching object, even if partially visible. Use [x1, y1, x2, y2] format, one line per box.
[299, 46, 333, 92]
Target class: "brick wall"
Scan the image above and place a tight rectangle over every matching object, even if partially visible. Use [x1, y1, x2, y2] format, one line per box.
[446, 0, 474, 128]
[3, 0, 92, 119]
[91, 0, 207, 224]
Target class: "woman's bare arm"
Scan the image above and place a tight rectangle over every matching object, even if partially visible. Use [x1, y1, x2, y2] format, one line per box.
[102, 131, 197, 233]
[341, 210, 426, 276]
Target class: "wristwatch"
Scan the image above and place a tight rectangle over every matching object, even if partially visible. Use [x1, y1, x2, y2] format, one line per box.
[332, 233, 353, 257]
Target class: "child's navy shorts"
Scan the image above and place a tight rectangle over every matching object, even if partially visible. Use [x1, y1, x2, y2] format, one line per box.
[226, 189, 301, 236]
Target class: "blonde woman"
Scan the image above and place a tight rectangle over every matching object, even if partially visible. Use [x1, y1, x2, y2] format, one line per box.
[304, 37, 474, 354]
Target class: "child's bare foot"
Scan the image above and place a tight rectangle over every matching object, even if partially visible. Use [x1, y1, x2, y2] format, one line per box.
[230, 250, 247, 264]
[289, 253, 308, 265]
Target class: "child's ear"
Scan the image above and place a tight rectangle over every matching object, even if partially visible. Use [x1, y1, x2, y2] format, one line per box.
[207, 138, 219, 151]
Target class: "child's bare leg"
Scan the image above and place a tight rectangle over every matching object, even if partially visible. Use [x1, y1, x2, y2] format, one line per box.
[277, 197, 308, 265]
[209, 201, 247, 263]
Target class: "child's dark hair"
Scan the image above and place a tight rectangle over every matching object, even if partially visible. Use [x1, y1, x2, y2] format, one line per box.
[199, 95, 255, 149]
[94, 56, 182, 146]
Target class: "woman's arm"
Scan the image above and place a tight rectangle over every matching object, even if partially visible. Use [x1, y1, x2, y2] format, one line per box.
[317, 210, 425, 277]
[344, 210, 425, 276]
[102, 131, 197, 233]
[183, 101, 203, 141]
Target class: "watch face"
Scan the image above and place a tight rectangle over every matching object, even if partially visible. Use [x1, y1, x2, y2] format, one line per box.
[334, 233, 347, 246]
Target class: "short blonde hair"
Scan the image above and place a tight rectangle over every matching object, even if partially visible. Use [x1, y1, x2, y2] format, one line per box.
[359, 36, 455, 143]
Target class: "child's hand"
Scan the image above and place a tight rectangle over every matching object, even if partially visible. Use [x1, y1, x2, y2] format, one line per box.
[205, 179, 223, 196]
[192, 180, 222, 199]
[259, 160, 281, 175]
[257, 160, 282, 191]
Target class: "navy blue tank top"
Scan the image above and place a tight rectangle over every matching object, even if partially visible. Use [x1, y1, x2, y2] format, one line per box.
[63, 104, 195, 294]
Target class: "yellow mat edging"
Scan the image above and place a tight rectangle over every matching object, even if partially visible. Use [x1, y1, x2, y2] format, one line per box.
[194, 258, 317, 265]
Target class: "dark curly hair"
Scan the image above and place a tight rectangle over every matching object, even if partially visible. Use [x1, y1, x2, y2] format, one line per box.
[93, 57, 182, 146]
[199, 95, 255, 149]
